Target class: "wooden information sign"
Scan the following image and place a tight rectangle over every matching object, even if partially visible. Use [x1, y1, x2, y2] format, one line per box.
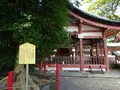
[19, 43, 36, 64]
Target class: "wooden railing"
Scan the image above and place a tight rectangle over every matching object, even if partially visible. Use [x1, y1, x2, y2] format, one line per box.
[84, 56, 104, 65]
[43, 56, 104, 65]
[44, 56, 80, 64]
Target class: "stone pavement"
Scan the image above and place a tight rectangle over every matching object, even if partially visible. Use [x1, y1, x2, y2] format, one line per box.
[47, 69, 120, 90]
[60, 77, 120, 90]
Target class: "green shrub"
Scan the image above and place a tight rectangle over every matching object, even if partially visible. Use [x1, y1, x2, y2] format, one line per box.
[110, 63, 120, 69]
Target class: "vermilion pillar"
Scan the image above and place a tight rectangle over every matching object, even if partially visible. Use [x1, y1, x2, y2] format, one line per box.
[103, 38, 109, 71]
[91, 45, 94, 64]
[96, 42, 100, 64]
[90, 40, 93, 56]
[91, 46, 94, 56]
[79, 39, 83, 71]
[43, 63, 46, 74]
[78, 20, 83, 71]
[90, 40, 94, 56]
[100, 46, 102, 56]
[96, 42, 99, 56]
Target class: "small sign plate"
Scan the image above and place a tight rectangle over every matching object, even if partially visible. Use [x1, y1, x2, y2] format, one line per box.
[19, 43, 36, 64]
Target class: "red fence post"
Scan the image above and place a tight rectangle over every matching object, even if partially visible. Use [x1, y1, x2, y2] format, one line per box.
[8, 71, 13, 90]
[56, 64, 60, 90]
[43, 63, 46, 74]
[39, 63, 41, 71]
[39, 62, 43, 71]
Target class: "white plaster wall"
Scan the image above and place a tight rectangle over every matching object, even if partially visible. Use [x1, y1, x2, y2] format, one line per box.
[82, 25, 101, 30]
[82, 32, 103, 37]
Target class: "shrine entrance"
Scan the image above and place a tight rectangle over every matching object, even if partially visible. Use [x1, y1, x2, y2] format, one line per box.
[42, 39, 106, 72]
[38, 2, 120, 72]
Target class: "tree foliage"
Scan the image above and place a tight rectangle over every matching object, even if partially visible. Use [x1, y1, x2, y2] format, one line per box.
[83, 0, 120, 20]
[0, 0, 69, 70]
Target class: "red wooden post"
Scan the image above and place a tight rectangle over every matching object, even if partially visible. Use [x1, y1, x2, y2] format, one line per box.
[43, 63, 46, 74]
[90, 44, 94, 64]
[39, 62, 42, 71]
[90, 46, 94, 56]
[103, 38, 109, 71]
[79, 39, 83, 71]
[96, 42, 99, 64]
[96, 42, 99, 56]
[100, 46, 102, 56]
[56, 64, 60, 90]
[78, 20, 84, 71]
[8, 71, 13, 90]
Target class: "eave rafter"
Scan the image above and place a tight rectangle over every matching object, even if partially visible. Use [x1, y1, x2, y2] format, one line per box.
[104, 29, 120, 38]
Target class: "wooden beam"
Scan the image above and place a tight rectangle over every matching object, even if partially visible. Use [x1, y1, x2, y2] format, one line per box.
[83, 30, 102, 32]
[84, 36, 103, 38]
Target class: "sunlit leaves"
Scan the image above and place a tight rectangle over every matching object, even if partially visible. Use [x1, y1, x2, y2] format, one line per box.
[84, 0, 120, 20]
[83, 0, 92, 3]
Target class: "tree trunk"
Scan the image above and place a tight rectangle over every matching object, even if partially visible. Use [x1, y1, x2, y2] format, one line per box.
[13, 64, 40, 90]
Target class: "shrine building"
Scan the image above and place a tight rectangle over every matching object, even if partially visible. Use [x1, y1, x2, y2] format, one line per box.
[42, 3, 120, 72]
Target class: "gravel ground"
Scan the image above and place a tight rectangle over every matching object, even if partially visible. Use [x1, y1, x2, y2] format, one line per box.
[60, 77, 120, 90]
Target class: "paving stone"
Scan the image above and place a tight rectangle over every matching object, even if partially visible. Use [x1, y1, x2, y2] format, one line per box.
[60, 77, 120, 90]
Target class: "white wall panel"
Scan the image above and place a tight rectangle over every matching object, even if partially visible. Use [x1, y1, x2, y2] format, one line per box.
[82, 25, 101, 30]
[83, 32, 102, 36]
[78, 32, 103, 38]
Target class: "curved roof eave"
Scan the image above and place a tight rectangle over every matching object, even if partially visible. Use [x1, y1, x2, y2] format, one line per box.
[68, 3, 120, 30]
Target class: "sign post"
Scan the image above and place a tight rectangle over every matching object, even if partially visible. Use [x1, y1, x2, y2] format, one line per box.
[26, 64, 29, 90]
[43, 63, 46, 74]
[19, 43, 36, 90]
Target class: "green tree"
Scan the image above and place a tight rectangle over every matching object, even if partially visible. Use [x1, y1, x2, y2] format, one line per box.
[0, 0, 68, 89]
[82, 0, 120, 20]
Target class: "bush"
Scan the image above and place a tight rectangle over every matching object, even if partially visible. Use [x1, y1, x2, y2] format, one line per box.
[110, 63, 120, 69]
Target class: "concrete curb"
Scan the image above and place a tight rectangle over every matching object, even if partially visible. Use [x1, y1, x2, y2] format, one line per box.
[59, 75, 120, 79]
[48, 73, 120, 79]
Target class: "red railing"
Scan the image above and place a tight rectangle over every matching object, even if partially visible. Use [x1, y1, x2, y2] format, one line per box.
[84, 56, 104, 65]
[44, 56, 80, 64]
[43, 56, 104, 65]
